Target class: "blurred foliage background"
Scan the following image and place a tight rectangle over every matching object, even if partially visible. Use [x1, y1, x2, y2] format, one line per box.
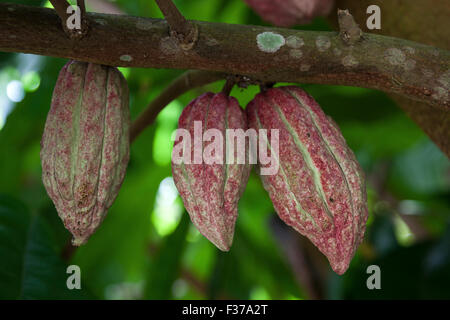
[0, 0, 449, 300]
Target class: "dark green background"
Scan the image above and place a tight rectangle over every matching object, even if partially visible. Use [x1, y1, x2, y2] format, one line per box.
[0, 0, 449, 299]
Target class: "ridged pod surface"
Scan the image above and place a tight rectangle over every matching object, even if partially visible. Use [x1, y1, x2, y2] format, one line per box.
[247, 86, 368, 274]
[172, 93, 251, 251]
[244, 0, 334, 27]
[41, 60, 130, 246]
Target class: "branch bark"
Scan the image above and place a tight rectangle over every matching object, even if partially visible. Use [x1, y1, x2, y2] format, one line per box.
[1, 3, 449, 111]
[331, 0, 450, 157]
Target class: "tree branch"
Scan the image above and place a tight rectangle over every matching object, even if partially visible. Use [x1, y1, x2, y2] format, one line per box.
[130, 70, 225, 141]
[1, 3, 449, 110]
[330, 1, 450, 157]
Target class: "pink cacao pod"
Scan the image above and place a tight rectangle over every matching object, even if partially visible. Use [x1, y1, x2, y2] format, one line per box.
[40, 60, 130, 246]
[246, 86, 368, 274]
[172, 92, 251, 251]
[244, 0, 334, 27]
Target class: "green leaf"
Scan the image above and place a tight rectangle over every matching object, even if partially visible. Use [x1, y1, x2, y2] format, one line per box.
[0, 194, 93, 299]
[388, 140, 450, 199]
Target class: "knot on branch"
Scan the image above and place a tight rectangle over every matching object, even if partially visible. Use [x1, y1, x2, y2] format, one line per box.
[155, 0, 198, 51]
[338, 9, 362, 45]
[171, 22, 198, 51]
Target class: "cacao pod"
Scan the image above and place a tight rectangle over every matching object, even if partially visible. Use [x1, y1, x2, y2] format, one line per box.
[172, 92, 251, 251]
[246, 86, 368, 274]
[41, 60, 130, 246]
[244, 0, 335, 27]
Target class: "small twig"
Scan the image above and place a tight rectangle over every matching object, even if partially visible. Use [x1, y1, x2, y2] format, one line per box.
[337, 9, 362, 45]
[130, 70, 226, 142]
[77, 0, 86, 15]
[221, 77, 236, 96]
[49, 0, 70, 21]
[154, 0, 198, 50]
[50, 0, 89, 39]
